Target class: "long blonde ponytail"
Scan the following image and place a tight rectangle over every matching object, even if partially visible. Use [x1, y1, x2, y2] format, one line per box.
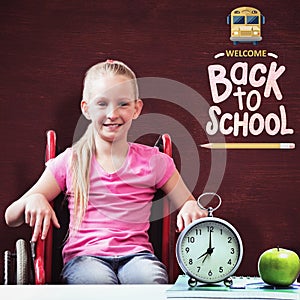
[71, 124, 95, 230]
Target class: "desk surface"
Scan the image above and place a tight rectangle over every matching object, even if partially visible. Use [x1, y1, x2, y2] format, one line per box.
[2, 284, 300, 300]
[0, 285, 172, 300]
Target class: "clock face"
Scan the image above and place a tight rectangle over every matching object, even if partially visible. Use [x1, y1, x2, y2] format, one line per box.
[176, 217, 243, 283]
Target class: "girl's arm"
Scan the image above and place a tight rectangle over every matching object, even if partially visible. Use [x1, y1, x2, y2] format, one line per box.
[161, 169, 207, 232]
[5, 168, 61, 241]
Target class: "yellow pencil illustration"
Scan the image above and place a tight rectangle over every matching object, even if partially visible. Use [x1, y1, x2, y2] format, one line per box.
[200, 143, 295, 149]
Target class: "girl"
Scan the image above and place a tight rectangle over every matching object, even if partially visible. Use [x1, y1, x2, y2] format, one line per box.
[5, 60, 207, 284]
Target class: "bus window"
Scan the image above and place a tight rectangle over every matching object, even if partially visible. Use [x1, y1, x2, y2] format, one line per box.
[233, 16, 245, 24]
[247, 16, 259, 24]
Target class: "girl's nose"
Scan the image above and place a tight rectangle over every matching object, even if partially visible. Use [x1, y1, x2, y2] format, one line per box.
[106, 104, 119, 119]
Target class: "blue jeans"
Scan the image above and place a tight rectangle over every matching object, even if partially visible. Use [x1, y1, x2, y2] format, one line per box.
[61, 252, 168, 284]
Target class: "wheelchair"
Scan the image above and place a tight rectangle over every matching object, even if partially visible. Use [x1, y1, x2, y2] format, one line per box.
[4, 130, 180, 284]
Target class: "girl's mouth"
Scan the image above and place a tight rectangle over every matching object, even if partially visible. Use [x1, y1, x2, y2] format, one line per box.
[103, 124, 122, 131]
[103, 123, 123, 129]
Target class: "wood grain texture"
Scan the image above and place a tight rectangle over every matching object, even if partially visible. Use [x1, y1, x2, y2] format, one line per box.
[0, 0, 299, 281]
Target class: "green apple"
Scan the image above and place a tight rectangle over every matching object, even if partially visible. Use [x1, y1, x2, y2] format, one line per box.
[258, 247, 300, 286]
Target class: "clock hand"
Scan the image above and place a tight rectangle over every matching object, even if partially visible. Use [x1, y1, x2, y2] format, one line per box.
[207, 229, 214, 254]
[208, 247, 215, 255]
[197, 230, 214, 260]
[202, 247, 215, 263]
[197, 251, 209, 260]
[202, 253, 209, 263]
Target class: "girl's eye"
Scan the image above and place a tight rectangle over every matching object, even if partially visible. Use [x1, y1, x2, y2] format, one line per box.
[118, 101, 129, 107]
[97, 101, 107, 107]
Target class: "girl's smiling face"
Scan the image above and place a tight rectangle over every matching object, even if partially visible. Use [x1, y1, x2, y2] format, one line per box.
[81, 75, 143, 143]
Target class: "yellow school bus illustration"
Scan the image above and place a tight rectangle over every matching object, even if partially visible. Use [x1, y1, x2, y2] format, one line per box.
[227, 7, 265, 45]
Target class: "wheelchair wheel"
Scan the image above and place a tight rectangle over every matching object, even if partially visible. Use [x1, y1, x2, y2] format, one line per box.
[4, 250, 12, 284]
[16, 239, 29, 284]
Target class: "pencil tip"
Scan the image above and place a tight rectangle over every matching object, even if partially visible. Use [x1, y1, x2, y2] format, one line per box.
[200, 143, 211, 149]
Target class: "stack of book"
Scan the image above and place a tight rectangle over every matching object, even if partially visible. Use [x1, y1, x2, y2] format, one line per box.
[166, 275, 300, 300]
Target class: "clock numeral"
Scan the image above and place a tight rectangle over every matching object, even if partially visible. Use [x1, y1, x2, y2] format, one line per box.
[228, 237, 232, 243]
[208, 270, 213, 277]
[230, 248, 235, 254]
[187, 236, 195, 243]
[195, 228, 201, 235]
[219, 266, 224, 273]
[189, 259, 193, 265]
[185, 247, 190, 253]
[220, 228, 223, 235]
[207, 226, 214, 233]
[227, 259, 232, 265]
[197, 266, 201, 273]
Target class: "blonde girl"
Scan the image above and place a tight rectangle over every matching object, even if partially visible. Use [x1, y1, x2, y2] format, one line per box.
[5, 60, 207, 284]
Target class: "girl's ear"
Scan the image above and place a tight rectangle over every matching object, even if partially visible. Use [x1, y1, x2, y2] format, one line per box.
[133, 99, 143, 120]
[81, 100, 91, 120]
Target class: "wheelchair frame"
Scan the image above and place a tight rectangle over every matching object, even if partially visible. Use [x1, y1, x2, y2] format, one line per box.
[4, 130, 180, 284]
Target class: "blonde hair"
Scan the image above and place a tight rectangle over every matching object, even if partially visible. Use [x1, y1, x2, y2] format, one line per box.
[71, 60, 139, 230]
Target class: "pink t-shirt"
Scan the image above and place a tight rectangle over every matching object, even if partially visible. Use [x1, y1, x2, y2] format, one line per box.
[46, 143, 176, 264]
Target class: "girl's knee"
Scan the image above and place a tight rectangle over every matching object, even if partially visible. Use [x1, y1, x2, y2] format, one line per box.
[61, 256, 118, 284]
[118, 253, 168, 284]
[137, 266, 168, 284]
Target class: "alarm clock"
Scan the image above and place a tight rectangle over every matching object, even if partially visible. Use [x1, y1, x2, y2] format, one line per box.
[176, 193, 243, 287]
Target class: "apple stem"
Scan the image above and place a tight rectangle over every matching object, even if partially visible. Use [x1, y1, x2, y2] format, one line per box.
[277, 245, 280, 251]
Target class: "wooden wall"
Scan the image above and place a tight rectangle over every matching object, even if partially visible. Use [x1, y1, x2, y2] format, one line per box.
[1, 0, 299, 282]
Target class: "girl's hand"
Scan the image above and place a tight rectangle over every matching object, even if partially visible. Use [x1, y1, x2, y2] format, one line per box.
[24, 194, 60, 242]
[176, 200, 207, 232]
